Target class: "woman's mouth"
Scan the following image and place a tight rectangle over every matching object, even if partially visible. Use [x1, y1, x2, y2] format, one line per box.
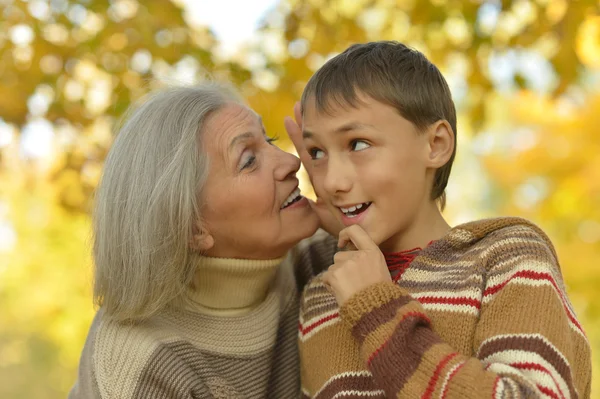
[281, 187, 302, 209]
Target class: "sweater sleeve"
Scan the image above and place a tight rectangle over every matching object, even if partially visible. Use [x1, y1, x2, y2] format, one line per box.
[339, 229, 591, 398]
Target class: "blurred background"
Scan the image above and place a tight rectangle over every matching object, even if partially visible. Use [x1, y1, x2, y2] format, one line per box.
[0, 0, 598, 397]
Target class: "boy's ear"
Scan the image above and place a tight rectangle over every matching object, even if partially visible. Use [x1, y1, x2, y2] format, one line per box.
[425, 120, 455, 168]
[190, 220, 215, 252]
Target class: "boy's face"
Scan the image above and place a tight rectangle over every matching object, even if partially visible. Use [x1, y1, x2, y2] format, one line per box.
[302, 94, 435, 252]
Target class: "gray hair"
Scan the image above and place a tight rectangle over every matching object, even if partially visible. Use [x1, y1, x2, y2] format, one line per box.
[93, 82, 242, 321]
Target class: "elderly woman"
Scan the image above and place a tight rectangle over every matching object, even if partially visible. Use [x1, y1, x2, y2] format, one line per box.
[69, 83, 338, 398]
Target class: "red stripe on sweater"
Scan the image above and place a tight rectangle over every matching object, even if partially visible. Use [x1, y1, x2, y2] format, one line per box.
[490, 364, 563, 399]
[418, 296, 481, 309]
[441, 361, 466, 399]
[492, 376, 501, 398]
[483, 270, 584, 334]
[511, 362, 566, 399]
[537, 385, 561, 399]
[298, 312, 339, 336]
[422, 352, 459, 399]
[366, 311, 430, 365]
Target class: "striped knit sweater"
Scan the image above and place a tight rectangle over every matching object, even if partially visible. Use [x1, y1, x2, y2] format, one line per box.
[69, 230, 337, 399]
[298, 217, 591, 399]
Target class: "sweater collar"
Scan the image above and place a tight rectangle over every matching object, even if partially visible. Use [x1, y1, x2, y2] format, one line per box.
[186, 255, 284, 316]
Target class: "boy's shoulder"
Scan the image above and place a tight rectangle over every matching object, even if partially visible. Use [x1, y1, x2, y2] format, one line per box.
[449, 217, 557, 257]
[442, 217, 564, 283]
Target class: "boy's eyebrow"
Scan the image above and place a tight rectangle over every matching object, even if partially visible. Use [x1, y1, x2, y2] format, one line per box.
[303, 122, 373, 139]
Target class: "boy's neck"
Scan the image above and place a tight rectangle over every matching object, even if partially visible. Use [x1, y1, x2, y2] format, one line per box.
[380, 204, 450, 252]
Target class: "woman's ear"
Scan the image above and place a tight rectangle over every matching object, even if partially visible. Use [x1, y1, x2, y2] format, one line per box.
[190, 220, 215, 252]
[425, 120, 455, 168]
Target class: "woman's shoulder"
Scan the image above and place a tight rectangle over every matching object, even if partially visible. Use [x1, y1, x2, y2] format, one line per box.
[81, 309, 195, 398]
[93, 310, 167, 357]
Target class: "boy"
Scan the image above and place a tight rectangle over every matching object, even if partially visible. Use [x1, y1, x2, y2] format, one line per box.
[285, 41, 591, 398]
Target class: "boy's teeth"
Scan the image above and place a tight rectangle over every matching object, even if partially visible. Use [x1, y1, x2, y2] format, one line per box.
[340, 202, 370, 214]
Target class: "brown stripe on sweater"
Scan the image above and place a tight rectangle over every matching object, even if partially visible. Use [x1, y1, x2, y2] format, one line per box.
[415, 239, 544, 273]
[133, 342, 207, 398]
[416, 224, 554, 270]
[303, 279, 331, 295]
[313, 374, 385, 399]
[301, 295, 339, 322]
[398, 274, 483, 292]
[340, 282, 404, 327]
[477, 335, 576, 398]
[350, 295, 412, 343]
[437, 358, 498, 398]
[355, 300, 427, 362]
[365, 312, 440, 394]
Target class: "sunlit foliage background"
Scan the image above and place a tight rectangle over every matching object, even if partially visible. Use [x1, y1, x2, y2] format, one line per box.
[0, 0, 598, 397]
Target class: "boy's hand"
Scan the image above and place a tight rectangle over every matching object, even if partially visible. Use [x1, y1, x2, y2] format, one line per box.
[322, 225, 391, 306]
[285, 102, 343, 237]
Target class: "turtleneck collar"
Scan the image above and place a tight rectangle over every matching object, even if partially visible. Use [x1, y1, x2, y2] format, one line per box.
[186, 255, 285, 316]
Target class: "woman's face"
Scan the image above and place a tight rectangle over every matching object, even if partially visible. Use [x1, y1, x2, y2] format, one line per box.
[198, 103, 319, 259]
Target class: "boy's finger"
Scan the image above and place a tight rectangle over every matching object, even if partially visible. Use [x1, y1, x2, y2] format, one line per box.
[285, 114, 314, 177]
[293, 101, 302, 128]
[333, 251, 354, 263]
[338, 225, 378, 251]
[284, 116, 304, 153]
[284, 116, 301, 140]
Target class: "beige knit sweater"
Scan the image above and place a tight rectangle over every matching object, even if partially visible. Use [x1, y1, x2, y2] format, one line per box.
[69, 230, 337, 398]
[299, 218, 591, 398]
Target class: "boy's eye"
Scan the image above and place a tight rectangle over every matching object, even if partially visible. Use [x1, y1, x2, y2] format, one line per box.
[308, 148, 325, 160]
[351, 140, 370, 152]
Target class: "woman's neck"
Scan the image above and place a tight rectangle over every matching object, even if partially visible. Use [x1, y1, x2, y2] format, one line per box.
[187, 255, 284, 316]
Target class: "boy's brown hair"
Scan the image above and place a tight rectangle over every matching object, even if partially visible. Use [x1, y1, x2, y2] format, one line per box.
[301, 41, 457, 210]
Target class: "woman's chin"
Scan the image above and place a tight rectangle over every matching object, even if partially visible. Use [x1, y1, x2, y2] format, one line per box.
[283, 209, 321, 245]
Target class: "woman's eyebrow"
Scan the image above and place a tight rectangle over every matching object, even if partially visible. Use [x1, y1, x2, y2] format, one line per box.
[228, 132, 254, 151]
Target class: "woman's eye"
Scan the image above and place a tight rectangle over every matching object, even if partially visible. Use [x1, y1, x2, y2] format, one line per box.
[266, 135, 279, 145]
[308, 148, 325, 160]
[351, 140, 370, 152]
[241, 154, 256, 170]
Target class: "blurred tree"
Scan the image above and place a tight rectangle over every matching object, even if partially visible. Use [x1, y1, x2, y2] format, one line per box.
[249, 0, 599, 138]
[1, 0, 599, 398]
[0, 0, 251, 212]
[481, 90, 600, 396]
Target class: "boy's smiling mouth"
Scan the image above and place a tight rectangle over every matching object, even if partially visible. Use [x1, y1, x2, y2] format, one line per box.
[337, 202, 372, 218]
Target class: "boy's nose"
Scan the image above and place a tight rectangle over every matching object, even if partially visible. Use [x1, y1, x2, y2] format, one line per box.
[323, 162, 352, 195]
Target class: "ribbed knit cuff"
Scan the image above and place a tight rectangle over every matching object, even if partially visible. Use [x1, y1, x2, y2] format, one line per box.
[340, 281, 408, 328]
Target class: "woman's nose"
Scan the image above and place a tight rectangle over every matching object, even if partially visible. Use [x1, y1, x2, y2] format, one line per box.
[274, 148, 301, 181]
